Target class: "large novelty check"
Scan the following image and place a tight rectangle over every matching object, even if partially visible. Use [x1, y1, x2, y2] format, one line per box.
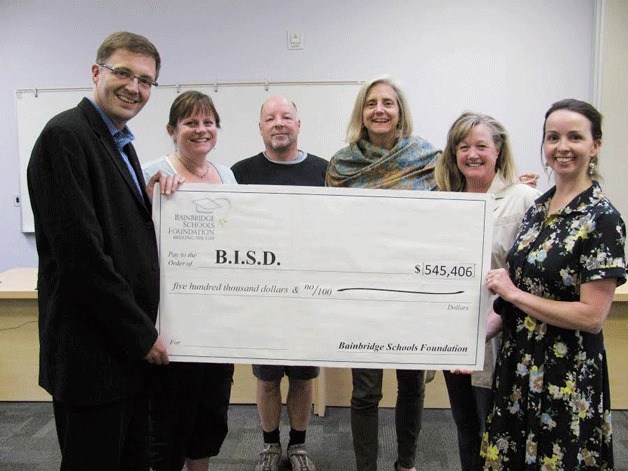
[154, 184, 493, 370]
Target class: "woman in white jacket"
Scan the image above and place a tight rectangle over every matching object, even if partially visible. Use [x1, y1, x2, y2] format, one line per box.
[435, 111, 539, 471]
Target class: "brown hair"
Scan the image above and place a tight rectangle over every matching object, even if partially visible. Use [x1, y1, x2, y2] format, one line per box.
[96, 31, 161, 79]
[167, 91, 221, 131]
[542, 98, 603, 180]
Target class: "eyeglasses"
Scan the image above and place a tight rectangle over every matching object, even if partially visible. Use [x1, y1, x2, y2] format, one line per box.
[98, 63, 158, 88]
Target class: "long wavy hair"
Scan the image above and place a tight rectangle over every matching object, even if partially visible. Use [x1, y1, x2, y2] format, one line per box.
[435, 112, 517, 192]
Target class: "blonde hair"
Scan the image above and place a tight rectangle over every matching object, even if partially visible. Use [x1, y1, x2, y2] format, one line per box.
[346, 76, 413, 144]
[435, 112, 517, 192]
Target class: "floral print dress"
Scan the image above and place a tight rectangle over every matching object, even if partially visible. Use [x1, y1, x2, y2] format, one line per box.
[481, 183, 626, 470]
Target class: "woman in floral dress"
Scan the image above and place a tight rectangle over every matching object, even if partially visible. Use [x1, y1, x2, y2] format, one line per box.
[482, 99, 626, 470]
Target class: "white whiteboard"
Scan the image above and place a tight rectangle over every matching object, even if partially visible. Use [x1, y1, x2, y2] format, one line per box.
[16, 82, 362, 232]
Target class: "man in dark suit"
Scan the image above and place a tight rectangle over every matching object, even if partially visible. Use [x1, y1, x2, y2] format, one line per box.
[27, 31, 169, 470]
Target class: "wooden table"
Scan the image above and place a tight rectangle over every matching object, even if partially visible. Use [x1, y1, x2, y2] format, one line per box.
[1, 268, 626, 414]
[0, 268, 48, 401]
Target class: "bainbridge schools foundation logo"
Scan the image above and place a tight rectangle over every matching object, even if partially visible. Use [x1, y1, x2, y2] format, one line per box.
[168, 197, 231, 240]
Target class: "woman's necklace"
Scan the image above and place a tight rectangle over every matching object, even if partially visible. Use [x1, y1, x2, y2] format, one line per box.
[548, 178, 592, 215]
[176, 153, 209, 179]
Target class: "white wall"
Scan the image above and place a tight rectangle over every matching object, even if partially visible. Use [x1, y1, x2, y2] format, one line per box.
[600, 0, 628, 244]
[0, 0, 606, 271]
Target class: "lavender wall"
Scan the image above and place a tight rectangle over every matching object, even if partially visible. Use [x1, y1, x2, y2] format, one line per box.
[0, 0, 597, 271]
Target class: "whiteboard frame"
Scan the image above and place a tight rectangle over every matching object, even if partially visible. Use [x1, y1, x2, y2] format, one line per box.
[16, 80, 363, 232]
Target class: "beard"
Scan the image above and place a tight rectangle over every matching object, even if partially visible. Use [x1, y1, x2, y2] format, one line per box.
[269, 136, 293, 151]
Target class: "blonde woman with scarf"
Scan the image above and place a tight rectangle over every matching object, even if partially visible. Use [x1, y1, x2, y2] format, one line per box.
[327, 76, 439, 471]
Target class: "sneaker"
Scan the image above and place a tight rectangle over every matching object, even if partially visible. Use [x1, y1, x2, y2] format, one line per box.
[287, 444, 316, 471]
[255, 443, 282, 471]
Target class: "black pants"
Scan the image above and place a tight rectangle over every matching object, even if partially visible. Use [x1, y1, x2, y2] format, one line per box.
[53, 392, 150, 471]
[351, 368, 425, 470]
[149, 362, 234, 470]
[443, 371, 493, 471]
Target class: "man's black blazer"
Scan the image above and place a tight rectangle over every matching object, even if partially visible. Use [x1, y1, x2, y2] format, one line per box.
[28, 98, 160, 406]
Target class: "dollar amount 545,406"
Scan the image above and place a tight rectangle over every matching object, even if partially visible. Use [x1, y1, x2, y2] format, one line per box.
[414, 263, 475, 279]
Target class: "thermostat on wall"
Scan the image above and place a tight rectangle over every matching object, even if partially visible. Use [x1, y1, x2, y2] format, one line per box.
[287, 31, 304, 50]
